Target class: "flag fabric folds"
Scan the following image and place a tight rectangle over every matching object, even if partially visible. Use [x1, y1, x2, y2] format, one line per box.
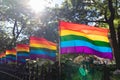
[30, 36, 57, 61]
[59, 21, 113, 59]
[6, 48, 16, 63]
[16, 44, 29, 64]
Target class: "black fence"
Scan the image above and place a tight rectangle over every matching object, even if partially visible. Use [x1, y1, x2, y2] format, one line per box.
[0, 60, 115, 80]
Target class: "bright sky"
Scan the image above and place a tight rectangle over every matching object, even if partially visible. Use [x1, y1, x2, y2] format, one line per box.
[53, 0, 64, 5]
[28, 0, 64, 13]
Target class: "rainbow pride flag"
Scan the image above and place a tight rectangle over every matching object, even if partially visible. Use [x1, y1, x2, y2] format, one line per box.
[6, 48, 16, 63]
[16, 44, 29, 64]
[30, 36, 57, 61]
[1, 52, 6, 63]
[0, 54, 1, 64]
[59, 21, 113, 59]
[0, 53, 2, 63]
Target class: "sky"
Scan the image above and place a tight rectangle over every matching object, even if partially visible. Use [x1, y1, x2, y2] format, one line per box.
[53, 0, 64, 5]
[28, 0, 64, 13]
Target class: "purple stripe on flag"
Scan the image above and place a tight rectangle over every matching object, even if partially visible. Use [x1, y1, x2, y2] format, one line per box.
[30, 54, 56, 61]
[6, 58, 16, 63]
[61, 46, 113, 59]
[17, 56, 29, 59]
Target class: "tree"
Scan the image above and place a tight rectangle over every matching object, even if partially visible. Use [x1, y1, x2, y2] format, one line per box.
[56, 0, 120, 68]
[0, 0, 28, 48]
[107, 0, 120, 69]
[0, 0, 120, 69]
[0, 28, 10, 51]
[0, 0, 59, 52]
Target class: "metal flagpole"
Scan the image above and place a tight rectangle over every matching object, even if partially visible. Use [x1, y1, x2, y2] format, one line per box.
[58, 20, 61, 80]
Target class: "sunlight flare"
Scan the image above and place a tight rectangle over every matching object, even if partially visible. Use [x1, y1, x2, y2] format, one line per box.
[28, 0, 47, 13]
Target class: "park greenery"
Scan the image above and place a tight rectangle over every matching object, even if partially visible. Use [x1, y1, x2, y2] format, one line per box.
[0, 0, 120, 69]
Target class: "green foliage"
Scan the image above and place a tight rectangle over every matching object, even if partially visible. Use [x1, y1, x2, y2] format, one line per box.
[0, 29, 11, 51]
[114, 19, 120, 28]
[0, 0, 120, 63]
[62, 60, 104, 80]
[112, 75, 120, 80]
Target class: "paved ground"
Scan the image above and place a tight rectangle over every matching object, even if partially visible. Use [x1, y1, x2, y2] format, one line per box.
[0, 71, 21, 80]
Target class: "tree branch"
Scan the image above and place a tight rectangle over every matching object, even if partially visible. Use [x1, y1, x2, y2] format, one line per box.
[108, 0, 115, 21]
[13, 19, 17, 37]
[92, 0, 106, 10]
[15, 21, 26, 40]
[104, 7, 108, 22]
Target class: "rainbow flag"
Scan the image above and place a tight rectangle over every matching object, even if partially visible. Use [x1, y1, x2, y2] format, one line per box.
[0, 53, 2, 64]
[59, 21, 113, 59]
[16, 44, 29, 63]
[6, 48, 16, 63]
[1, 52, 6, 63]
[30, 36, 57, 61]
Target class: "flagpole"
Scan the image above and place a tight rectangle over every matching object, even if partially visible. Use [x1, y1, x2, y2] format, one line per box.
[0, 58, 1, 64]
[58, 20, 61, 66]
[58, 38, 61, 67]
[4, 53, 6, 64]
[16, 51, 17, 65]
[58, 20, 61, 80]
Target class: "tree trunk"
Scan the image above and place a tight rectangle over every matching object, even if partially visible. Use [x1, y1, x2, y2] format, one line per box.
[117, 24, 120, 47]
[108, 0, 120, 69]
[108, 22, 120, 69]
